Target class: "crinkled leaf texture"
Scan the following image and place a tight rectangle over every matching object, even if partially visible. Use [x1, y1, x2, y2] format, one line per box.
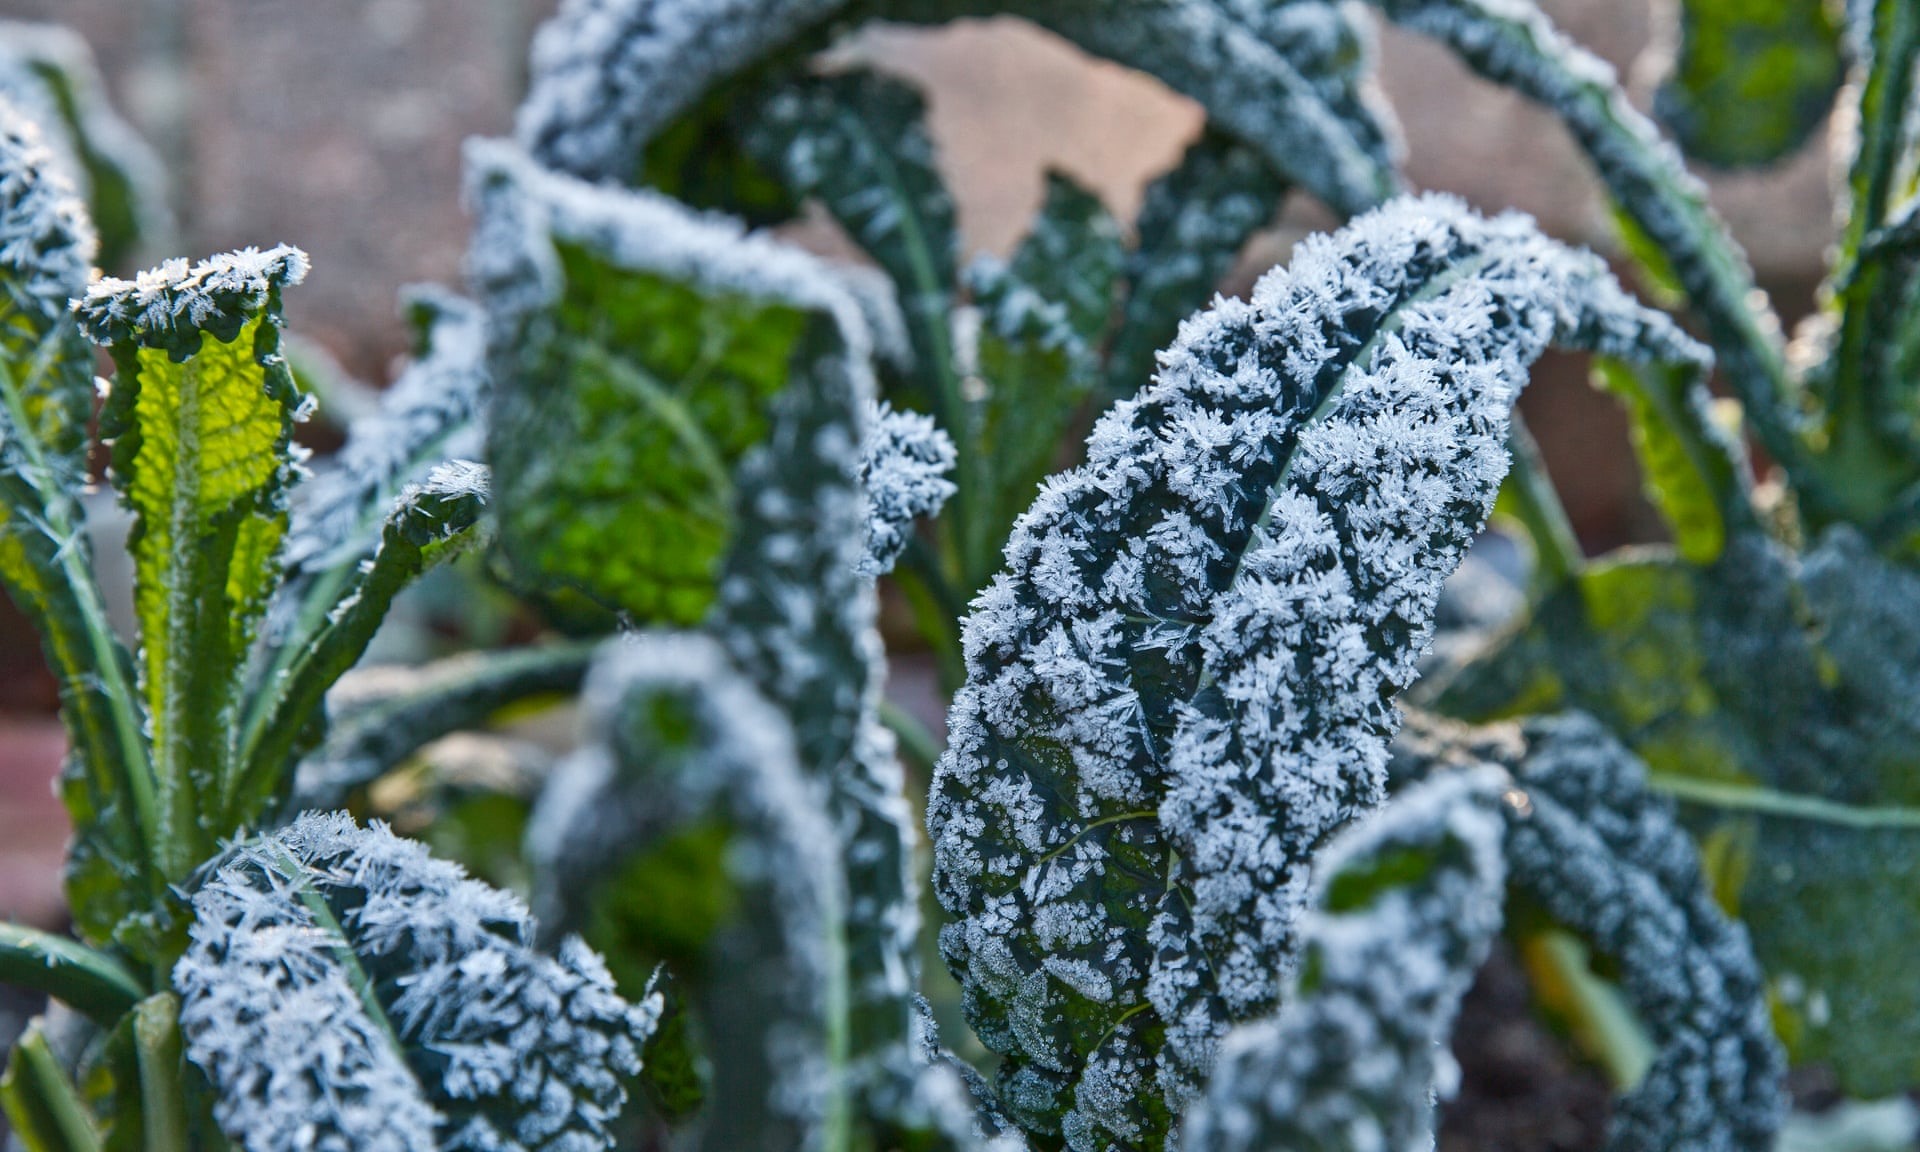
[1495, 714, 1785, 1152]
[75, 245, 311, 886]
[929, 193, 1710, 1150]
[861, 400, 956, 575]
[526, 632, 849, 1152]
[1180, 767, 1509, 1152]
[173, 811, 658, 1152]
[470, 137, 875, 625]
[0, 20, 168, 267]
[1432, 528, 1920, 1094]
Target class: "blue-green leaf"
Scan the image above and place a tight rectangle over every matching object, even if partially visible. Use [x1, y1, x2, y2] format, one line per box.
[174, 811, 658, 1152]
[931, 195, 1708, 1149]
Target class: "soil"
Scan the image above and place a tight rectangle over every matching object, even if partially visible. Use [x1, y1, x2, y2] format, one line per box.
[1441, 943, 1613, 1151]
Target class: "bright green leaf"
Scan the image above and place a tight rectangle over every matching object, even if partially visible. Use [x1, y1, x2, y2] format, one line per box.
[75, 246, 310, 880]
[1654, 0, 1845, 168]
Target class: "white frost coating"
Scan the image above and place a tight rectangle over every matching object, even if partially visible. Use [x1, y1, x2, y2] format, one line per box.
[0, 100, 94, 314]
[284, 288, 490, 577]
[1179, 767, 1509, 1152]
[859, 402, 956, 576]
[464, 136, 875, 367]
[174, 811, 657, 1152]
[527, 632, 848, 1152]
[1498, 713, 1785, 1152]
[929, 193, 1707, 1149]
[72, 244, 309, 353]
[516, 0, 845, 181]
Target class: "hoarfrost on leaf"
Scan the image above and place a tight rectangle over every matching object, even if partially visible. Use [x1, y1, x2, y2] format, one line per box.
[173, 811, 657, 1152]
[929, 192, 1713, 1149]
[1179, 766, 1509, 1152]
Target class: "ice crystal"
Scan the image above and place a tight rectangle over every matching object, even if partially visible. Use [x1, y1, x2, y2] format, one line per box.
[928, 193, 1708, 1149]
[859, 401, 956, 576]
[73, 244, 309, 359]
[174, 812, 657, 1152]
[1180, 767, 1509, 1152]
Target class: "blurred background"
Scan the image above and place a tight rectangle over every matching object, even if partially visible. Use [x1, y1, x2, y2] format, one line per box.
[0, 0, 1834, 926]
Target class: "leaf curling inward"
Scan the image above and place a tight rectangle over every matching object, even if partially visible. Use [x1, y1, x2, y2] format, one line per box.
[929, 192, 1712, 1150]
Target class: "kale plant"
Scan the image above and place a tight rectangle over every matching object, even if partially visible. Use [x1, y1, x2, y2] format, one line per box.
[0, 1, 1916, 1151]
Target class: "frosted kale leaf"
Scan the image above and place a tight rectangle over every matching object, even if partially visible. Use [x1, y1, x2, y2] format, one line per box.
[1498, 714, 1786, 1152]
[74, 245, 311, 878]
[1180, 767, 1509, 1152]
[930, 193, 1710, 1150]
[232, 459, 492, 825]
[0, 21, 167, 267]
[862, 401, 955, 576]
[525, 633, 849, 1152]
[1650, 0, 1845, 168]
[173, 811, 657, 1152]
[1432, 528, 1920, 1095]
[468, 137, 882, 626]
[516, 0, 848, 183]
[740, 67, 959, 408]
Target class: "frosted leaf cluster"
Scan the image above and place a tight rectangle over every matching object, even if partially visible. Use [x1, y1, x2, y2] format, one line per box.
[929, 193, 1708, 1149]
[73, 244, 310, 357]
[859, 401, 956, 576]
[517, 0, 1400, 220]
[173, 811, 657, 1152]
[1180, 767, 1509, 1152]
[0, 100, 94, 317]
[1499, 713, 1785, 1152]
[527, 632, 847, 1152]
[284, 288, 490, 577]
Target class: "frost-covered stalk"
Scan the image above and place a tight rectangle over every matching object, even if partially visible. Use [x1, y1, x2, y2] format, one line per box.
[1497, 714, 1786, 1152]
[173, 811, 658, 1152]
[526, 633, 849, 1152]
[929, 194, 1712, 1150]
[1179, 768, 1510, 1152]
